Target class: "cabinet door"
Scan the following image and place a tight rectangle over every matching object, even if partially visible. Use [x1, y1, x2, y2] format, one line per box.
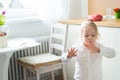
[65, 24, 120, 80]
[66, 25, 81, 49]
[98, 27, 120, 80]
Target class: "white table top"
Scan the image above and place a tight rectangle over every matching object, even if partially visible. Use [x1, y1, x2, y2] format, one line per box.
[0, 37, 40, 54]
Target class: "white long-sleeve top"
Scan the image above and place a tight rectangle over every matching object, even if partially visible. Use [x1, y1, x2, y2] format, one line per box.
[61, 42, 116, 80]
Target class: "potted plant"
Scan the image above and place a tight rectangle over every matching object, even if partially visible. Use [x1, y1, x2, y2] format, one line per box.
[113, 8, 120, 19]
[0, 9, 8, 48]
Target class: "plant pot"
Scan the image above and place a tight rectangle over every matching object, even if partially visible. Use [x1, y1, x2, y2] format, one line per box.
[0, 25, 8, 48]
[115, 13, 120, 19]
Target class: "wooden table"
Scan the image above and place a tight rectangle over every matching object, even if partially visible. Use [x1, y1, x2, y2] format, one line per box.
[59, 18, 120, 28]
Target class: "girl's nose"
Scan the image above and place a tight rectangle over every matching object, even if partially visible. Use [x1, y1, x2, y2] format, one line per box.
[88, 36, 92, 39]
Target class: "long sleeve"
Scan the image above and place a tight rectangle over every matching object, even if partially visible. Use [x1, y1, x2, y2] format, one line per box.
[100, 44, 116, 58]
[61, 52, 72, 62]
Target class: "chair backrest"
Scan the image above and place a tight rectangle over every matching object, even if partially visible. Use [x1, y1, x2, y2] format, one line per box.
[49, 23, 68, 55]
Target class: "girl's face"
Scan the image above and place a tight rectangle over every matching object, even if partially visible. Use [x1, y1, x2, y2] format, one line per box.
[81, 26, 98, 46]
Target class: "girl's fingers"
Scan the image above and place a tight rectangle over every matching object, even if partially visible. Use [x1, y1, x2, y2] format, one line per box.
[68, 48, 77, 56]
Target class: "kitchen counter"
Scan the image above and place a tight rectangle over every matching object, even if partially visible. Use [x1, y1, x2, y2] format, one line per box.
[58, 18, 120, 80]
[59, 18, 120, 28]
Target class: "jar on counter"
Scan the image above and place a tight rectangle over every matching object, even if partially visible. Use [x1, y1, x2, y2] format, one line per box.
[0, 25, 8, 48]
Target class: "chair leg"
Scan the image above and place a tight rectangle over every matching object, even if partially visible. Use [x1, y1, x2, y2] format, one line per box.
[51, 71, 55, 80]
[62, 65, 67, 80]
[36, 73, 40, 80]
[23, 67, 27, 80]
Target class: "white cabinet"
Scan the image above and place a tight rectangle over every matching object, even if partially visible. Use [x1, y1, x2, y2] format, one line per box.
[64, 24, 120, 80]
[98, 27, 120, 80]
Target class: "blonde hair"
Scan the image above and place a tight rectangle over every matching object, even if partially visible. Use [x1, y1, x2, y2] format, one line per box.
[80, 20, 99, 38]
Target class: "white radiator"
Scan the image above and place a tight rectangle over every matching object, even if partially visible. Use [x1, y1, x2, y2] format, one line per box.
[8, 37, 52, 80]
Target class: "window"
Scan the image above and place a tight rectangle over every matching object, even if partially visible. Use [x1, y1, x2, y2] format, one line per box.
[19, 0, 64, 20]
[0, 0, 65, 24]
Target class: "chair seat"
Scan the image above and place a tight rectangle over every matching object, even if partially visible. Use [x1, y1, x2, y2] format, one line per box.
[17, 23, 67, 80]
[17, 53, 61, 69]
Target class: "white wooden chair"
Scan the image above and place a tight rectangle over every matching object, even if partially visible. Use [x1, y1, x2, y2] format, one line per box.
[17, 23, 68, 80]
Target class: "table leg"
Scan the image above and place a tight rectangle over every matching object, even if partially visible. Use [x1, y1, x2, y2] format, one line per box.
[0, 52, 13, 80]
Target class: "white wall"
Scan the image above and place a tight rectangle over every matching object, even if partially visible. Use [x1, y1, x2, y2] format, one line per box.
[4, 9, 51, 39]
[68, 0, 82, 19]
[66, 0, 88, 19]
[7, 20, 51, 38]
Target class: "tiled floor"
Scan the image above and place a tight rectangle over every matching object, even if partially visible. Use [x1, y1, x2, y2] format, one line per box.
[55, 75, 63, 80]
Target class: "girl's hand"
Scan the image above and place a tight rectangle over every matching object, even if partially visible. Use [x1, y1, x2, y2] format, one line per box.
[67, 48, 77, 58]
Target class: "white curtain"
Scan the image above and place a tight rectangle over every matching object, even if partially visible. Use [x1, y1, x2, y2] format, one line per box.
[9, 0, 23, 8]
[0, 0, 88, 22]
[18, 0, 65, 22]
[9, 0, 87, 19]
[67, 0, 88, 19]
[0, 0, 11, 8]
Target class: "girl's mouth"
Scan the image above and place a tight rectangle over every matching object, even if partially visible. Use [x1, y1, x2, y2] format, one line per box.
[89, 41, 92, 44]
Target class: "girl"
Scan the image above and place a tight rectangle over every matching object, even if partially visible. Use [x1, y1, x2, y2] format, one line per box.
[61, 20, 116, 80]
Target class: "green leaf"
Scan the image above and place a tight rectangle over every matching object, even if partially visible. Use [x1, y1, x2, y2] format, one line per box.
[0, 14, 5, 26]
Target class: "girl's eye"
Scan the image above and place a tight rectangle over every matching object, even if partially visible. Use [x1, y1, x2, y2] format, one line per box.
[92, 35, 96, 37]
[85, 35, 89, 37]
